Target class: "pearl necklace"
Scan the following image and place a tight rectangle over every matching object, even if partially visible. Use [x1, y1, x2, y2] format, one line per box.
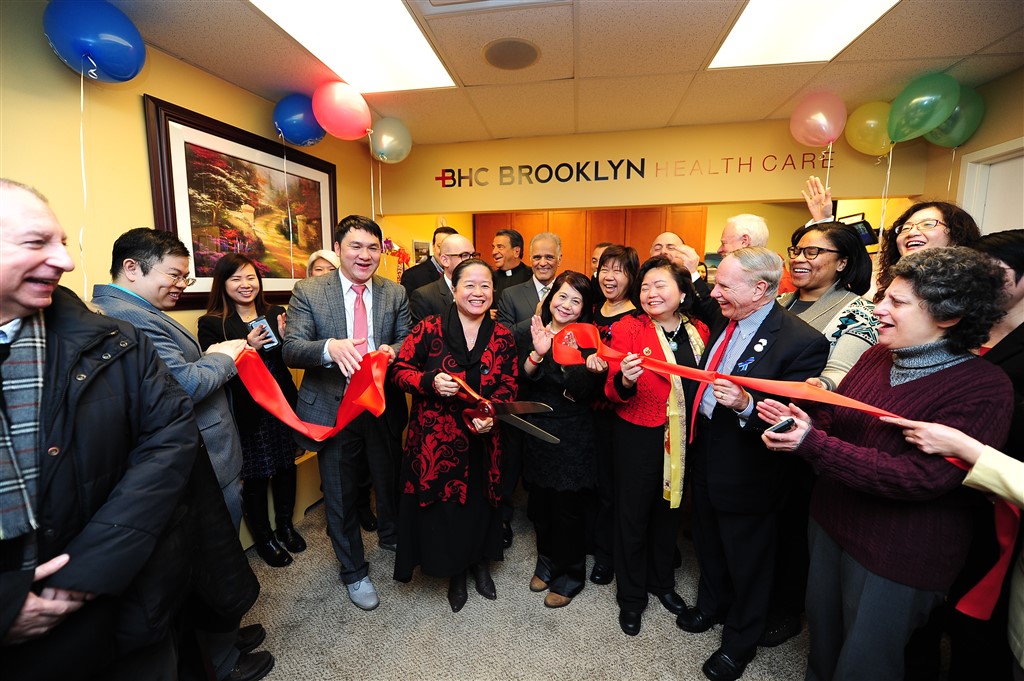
[662, 314, 683, 352]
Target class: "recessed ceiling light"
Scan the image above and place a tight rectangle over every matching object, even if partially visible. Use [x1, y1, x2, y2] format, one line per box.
[710, 0, 900, 69]
[249, 0, 456, 93]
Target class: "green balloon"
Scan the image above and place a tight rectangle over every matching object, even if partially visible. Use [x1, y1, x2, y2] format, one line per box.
[924, 86, 985, 148]
[887, 73, 961, 143]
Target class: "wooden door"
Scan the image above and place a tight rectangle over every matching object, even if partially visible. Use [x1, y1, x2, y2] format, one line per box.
[548, 210, 588, 275]
[625, 206, 666, 256]
[667, 205, 708, 254]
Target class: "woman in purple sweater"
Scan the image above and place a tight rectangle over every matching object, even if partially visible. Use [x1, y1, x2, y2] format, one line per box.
[758, 247, 1013, 681]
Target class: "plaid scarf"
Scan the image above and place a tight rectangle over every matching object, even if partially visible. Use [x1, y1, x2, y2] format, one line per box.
[0, 311, 45, 543]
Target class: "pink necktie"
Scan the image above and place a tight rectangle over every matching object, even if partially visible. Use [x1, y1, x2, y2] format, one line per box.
[352, 283, 368, 356]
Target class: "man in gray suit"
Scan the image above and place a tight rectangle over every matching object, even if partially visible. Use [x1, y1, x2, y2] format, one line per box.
[497, 231, 563, 337]
[91, 228, 272, 681]
[408, 233, 476, 324]
[283, 215, 410, 611]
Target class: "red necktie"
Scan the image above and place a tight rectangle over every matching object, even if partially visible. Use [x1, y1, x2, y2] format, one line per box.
[352, 283, 368, 356]
[689, 320, 737, 442]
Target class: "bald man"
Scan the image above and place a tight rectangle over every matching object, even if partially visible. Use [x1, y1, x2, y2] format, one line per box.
[409, 234, 477, 324]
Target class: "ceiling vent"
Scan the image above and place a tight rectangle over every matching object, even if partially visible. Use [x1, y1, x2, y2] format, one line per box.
[483, 38, 540, 70]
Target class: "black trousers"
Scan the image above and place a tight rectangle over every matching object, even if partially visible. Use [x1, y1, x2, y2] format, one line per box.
[529, 485, 588, 597]
[586, 412, 615, 569]
[612, 416, 680, 611]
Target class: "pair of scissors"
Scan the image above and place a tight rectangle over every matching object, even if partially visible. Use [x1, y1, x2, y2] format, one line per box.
[450, 375, 560, 444]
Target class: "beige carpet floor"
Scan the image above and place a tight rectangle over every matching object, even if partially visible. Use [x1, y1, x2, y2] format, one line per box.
[244, 501, 810, 681]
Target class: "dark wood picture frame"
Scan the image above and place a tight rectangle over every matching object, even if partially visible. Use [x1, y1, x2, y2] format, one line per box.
[144, 94, 338, 307]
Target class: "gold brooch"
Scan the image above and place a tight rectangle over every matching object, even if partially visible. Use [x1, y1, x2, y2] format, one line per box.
[642, 347, 652, 356]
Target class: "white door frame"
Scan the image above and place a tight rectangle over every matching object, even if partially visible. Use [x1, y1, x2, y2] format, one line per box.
[957, 136, 1024, 230]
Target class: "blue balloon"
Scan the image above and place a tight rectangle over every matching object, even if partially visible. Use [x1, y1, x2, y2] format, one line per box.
[273, 94, 326, 147]
[43, 0, 147, 83]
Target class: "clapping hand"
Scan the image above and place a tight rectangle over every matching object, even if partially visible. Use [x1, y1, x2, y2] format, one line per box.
[529, 315, 552, 356]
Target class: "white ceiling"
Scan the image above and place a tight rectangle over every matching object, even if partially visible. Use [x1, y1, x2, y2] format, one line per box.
[111, 0, 1024, 145]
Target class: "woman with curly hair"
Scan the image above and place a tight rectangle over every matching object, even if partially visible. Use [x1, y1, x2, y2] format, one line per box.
[759, 247, 1013, 681]
[874, 201, 982, 299]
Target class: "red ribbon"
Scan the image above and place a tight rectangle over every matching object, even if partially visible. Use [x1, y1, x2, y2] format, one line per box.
[553, 322, 1019, 620]
[234, 348, 388, 442]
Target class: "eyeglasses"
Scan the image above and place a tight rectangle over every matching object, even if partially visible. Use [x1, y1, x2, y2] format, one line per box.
[787, 246, 841, 260]
[154, 267, 196, 287]
[893, 219, 947, 236]
[444, 251, 480, 261]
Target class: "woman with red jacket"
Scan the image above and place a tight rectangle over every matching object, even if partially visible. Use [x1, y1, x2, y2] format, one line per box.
[605, 256, 709, 636]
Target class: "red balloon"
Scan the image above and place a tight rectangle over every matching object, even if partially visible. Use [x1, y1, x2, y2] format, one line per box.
[790, 92, 847, 147]
[312, 81, 371, 141]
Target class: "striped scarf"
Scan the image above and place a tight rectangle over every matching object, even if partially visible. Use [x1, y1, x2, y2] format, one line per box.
[0, 311, 45, 542]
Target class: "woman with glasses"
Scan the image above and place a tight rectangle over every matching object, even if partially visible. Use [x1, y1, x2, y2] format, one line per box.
[759, 247, 1012, 681]
[587, 245, 641, 584]
[762, 222, 881, 648]
[875, 201, 982, 299]
[198, 253, 304, 567]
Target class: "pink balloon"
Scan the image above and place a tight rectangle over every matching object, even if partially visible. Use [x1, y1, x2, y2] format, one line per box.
[790, 92, 848, 147]
[312, 81, 371, 141]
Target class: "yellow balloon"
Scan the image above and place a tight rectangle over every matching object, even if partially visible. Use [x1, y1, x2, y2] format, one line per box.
[845, 101, 894, 156]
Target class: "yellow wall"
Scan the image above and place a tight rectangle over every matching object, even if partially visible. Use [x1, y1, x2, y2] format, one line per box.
[375, 212, 474, 280]
[0, 0, 370, 330]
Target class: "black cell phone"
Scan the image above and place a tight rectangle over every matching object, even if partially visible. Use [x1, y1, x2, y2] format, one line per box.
[247, 316, 280, 350]
[766, 417, 796, 434]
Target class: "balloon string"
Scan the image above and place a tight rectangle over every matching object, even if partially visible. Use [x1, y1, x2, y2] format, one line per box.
[824, 141, 833, 191]
[78, 63, 88, 297]
[377, 158, 383, 217]
[367, 131, 376, 221]
[946, 148, 957, 199]
[84, 54, 99, 81]
[281, 134, 295, 279]
[880, 144, 894, 233]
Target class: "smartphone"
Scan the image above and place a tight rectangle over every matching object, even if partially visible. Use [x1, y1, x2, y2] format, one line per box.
[766, 417, 796, 434]
[247, 316, 280, 350]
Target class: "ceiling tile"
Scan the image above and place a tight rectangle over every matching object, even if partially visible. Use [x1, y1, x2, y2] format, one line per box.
[424, 4, 574, 86]
[577, 0, 743, 78]
[981, 27, 1024, 55]
[465, 80, 575, 139]
[578, 73, 694, 133]
[838, 0, 1024, 62]
[670, 64, 824, 126]
[945, 53, 1024, 88]
[364, 89, 491, 144]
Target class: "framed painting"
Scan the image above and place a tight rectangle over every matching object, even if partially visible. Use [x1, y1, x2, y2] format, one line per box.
[412, 239, 431, 265]
[144, 95, 337, 307]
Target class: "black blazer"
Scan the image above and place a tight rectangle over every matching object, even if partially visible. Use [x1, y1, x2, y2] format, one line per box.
[409, 277, 453, 325]
[197, 306, 298, 432]
[985, 321, 1024, 457]
[400, 257, 442, 298]
[694, 302, 830, 513]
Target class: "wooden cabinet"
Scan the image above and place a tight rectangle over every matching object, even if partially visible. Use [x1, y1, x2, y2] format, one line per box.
[474, 204, 707, 277]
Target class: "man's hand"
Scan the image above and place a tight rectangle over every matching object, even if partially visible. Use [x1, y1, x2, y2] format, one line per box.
[2, 555, 85, 645]
[678, 244, 700, 275]
[205, 339, 247, 361]
[327, 338, 365, 377]
[712, 378, 749, 412]
[801, 175, 833, 222]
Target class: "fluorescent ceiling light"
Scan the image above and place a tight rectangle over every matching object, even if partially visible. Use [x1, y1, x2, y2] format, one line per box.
[710, 0, 900, 69]
[250, 0, 455, 93]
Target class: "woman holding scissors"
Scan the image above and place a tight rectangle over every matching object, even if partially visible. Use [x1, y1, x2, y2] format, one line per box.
[391, 258, 519, 612]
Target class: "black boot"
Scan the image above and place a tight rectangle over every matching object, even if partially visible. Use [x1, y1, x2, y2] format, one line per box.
[242, 478, 292, 568]
[470, 562, 496, 600]
[448, 571, 468, 613]
[271, 466, 306, 553]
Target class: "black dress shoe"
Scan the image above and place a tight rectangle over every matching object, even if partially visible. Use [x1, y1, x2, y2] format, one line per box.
[470, 563, 497, 600]
[657, 591, 687, 615]
[357, 506, 378, 532]
[274, 524, 306, 553]
[254, 537, 292, 568]
[448, 572, 468, 613]
[589, 562, 613, 585]
[223, 650, 274, 681]
[676, 606, 718, 633]
[235, 623, 266, 655]
[618, 609, 642, 637]
[702, 648, 753, 681]
[758, 614, 802, 647]
[502, 522, 513, 549]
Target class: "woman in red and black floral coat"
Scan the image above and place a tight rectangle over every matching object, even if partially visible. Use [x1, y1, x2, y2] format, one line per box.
[391, 258, 519, 612]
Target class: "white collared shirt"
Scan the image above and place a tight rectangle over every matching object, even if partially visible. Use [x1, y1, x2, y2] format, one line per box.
[321, 272, 376, 365]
